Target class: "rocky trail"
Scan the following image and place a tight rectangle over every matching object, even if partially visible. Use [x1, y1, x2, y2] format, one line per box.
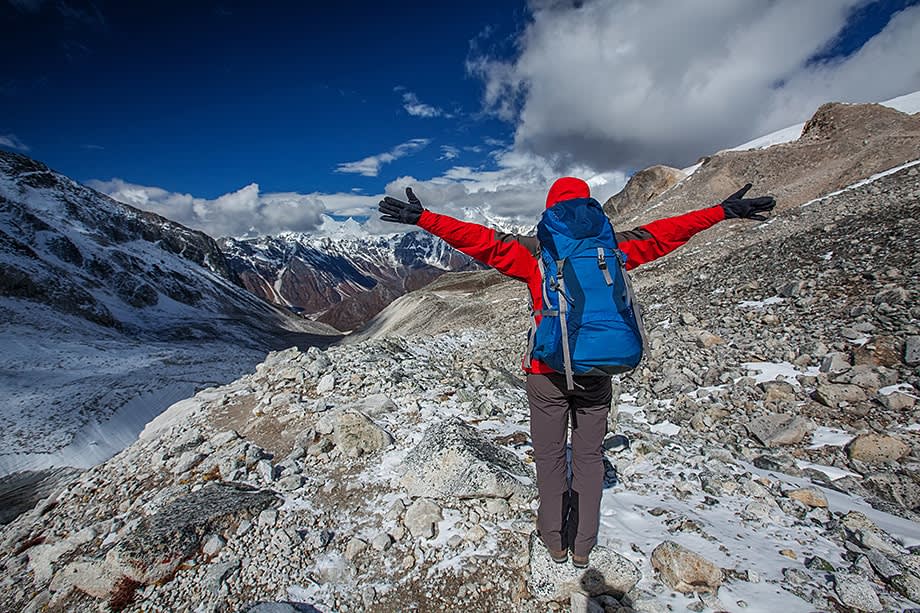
[1, 153, 919, 611]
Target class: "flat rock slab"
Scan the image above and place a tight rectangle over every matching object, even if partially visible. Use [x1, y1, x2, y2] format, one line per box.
[108, 482, 277, 584]
[528, 532, 640, 601]
[651, 540, 723, 594]
[400, 417, 535, 504]
[746, 413, 812, 447]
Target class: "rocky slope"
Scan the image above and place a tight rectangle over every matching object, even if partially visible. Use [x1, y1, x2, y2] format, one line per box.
[1, 140, 918, 612]
[219, 225, 482, 332]
[609, 100, 920, 229]
[0, 152, 338, 475]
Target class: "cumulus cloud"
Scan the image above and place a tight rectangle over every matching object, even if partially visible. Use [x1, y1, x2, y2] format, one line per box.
[87, 178, 350, 238]
[469, 0, 920, 171]
[370, 148, 628, 234]
[89, 154, 625, 239]
[0, 133, 30, 151]
[336, 138, 432, 177]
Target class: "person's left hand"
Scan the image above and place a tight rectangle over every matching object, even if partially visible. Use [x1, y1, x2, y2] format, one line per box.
[721, 183, 776, 221]
[379, 187, 424, 225]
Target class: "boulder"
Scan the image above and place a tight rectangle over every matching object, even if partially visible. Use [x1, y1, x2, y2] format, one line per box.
[833, 573, 883, 612]
[403, 498, 442, 539]
[49, 559, 124, 599]
[332, 410, 394, 454]
[845, 434, 909, 464]
[650, 541, 723, 594]
[342, 394, 398, 417]
[107, 482, 277, 584]
[400, 417, 535, 504]
[746, 413, 812, 447]
[528, 532, 640, 601]
[786, 487, 828, 508]
[813, 382, 867, 407]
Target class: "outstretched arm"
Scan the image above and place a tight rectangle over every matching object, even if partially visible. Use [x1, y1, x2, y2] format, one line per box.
[617, 183, 775, 270]
[616, 205, 725, 270]
[379, 188, 537, 281]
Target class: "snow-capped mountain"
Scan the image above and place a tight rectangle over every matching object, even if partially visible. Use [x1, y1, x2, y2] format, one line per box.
[0, 151, 337, 475]
[219, 227, 483, 332]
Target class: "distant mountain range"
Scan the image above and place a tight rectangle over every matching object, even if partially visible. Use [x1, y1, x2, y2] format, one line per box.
[219, 226, 482, 332]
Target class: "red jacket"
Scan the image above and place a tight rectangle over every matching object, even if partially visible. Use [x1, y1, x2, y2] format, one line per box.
[417, 203, 725, 373]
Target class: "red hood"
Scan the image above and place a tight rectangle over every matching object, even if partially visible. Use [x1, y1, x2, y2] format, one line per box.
[546, 177, 590, 208]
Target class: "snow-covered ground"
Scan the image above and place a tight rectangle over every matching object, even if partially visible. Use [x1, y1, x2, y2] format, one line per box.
[0, 302, 268, 476]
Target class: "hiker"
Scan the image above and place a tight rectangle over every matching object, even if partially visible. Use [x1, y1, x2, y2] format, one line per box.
[378, 177, 775, 567]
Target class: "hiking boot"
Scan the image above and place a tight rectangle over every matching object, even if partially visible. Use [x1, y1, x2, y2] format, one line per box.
[603, 433, 630, 453]
[549, 548, 568, 564]
[572, 553, 589, 569]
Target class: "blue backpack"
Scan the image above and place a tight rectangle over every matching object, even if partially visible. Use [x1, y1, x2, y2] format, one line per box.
[529, 197, 646, 390]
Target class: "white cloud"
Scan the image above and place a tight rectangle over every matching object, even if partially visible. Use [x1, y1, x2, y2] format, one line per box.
[88, 179, 343, 238]
[398, 88, 452, 118]
[439, 145, 461, 160]
[0, 133, 30, 151]
[378, 148, 628, 231]
[469, 0, 920, 171]
[336, 138, 432, 177]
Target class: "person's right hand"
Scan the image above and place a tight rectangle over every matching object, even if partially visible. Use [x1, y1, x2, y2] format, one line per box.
[379, 187, 424, 225]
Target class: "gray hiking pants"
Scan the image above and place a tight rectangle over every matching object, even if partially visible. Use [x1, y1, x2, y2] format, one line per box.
[527, 373, 611, 557]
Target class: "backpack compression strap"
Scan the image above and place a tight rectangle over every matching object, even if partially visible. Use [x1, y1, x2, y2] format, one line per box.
[555, 259, 575, 391]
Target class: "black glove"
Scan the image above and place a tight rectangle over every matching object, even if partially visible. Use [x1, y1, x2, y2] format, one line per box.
[721, 183, 776, 221]
[379, 187, 424, 225]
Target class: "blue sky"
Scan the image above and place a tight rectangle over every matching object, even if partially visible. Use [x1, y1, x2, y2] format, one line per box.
[2, 0, 920, 237]
[1, 1, 524, 197]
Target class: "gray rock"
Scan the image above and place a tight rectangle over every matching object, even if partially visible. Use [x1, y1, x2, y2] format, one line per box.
[202, 534, 225, 557]
[813, 382, 868, 407]
[746, 413, 813, 447]
[210, 430, 240, 447]
[171, 451, 206, 475]
[332, 410, 394, 454]
[528, 532, 640, 601]
[371, 533, 392, 551]
[778, 281, 805, 297]
[650, 541, 723, 594]
[889, 566, 920, 602]
[49, 558, 124, 600]
[344, 537, 367, 561]
[878, 390, 915, 411]
[316, 374, 335, 394]
[204, 558, 240, 596]
[820, 352, 851, 374]
[833, 573, 882, 612]
[400, 417, 536, 504]
[256, 459, 275, 483]
[862, 471, 920, 509]
[276, 475, 304, 491]
[259, 508, 278, 527]
[863, 550, 900, 580]
[343, 394, 398, 417]
[906, 336, 920, 365]
[107, 482, 277, 584]
[403, 498, 442, 539]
